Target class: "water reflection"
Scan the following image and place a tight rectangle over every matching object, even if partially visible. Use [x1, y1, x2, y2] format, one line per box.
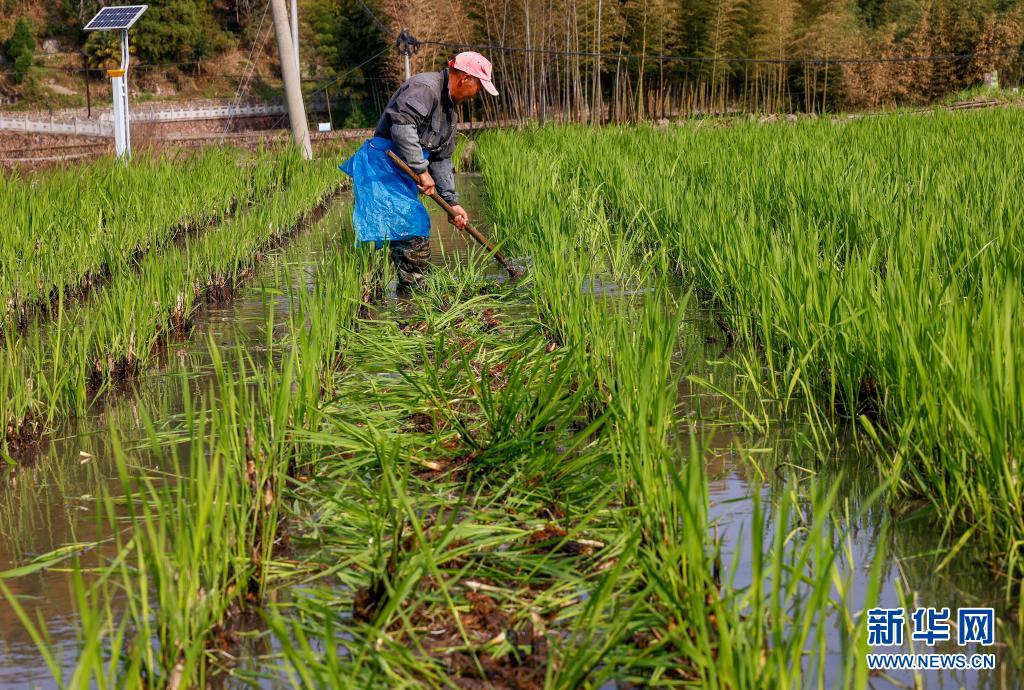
[684, 308, 1024, 688]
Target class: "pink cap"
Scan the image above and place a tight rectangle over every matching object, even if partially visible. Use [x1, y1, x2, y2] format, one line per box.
[449, 52, 498, 96]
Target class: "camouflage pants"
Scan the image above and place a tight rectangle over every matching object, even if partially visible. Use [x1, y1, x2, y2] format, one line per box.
[390, 236, 431, 295]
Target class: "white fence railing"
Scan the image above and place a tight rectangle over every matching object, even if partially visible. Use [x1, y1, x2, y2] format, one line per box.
[0, 116, 110, 136]
[0, 103, 288, 136]
[127, 103, 286, 122]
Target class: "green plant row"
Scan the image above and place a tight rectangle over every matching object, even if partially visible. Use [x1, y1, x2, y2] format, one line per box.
[216, 251, 876, 688]
[474, 145, 876, 689]
[0, 147, 280, 331]
[0, 227, 367, 687]
[476, 109, 1024, 586]
[0, 150, 342, 454]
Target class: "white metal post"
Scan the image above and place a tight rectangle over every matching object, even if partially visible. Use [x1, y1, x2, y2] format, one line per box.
[120, 29, 131, 157]
[107, 30, 132, 159]
[110, 71, 127, 156]
[402, 28, 411, 80]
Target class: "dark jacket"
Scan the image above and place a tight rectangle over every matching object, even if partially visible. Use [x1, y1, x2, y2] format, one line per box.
[373, 68, 459, 205]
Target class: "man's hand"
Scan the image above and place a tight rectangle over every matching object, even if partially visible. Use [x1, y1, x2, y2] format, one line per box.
[449, 205, 469, 230]
[417, 170, 436, 197]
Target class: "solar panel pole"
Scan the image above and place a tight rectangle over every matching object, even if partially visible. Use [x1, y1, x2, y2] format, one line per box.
[107, 32, 130, 159]
[84, 7, 146, 160]
[271, 0, 312, 159]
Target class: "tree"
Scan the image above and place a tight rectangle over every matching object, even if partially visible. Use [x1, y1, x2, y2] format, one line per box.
[749, 0, 797, 108]
[969, 6, 1024, 83]
[792, 0, 862, 109]
[899, 0, 935, 103]
[702, 0, 748, 85]
[5, 18, 35, 83]
[134, 0, 231, 62]
[855, 0, 919, 28]
[78, 0, 231, 66]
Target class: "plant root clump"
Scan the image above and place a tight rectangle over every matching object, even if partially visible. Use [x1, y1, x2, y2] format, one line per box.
[407, 589, 548, 690]
[3, 412, 44, 456]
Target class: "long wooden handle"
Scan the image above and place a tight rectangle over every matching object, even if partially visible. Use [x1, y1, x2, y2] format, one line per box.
[385, 150, 518, 276]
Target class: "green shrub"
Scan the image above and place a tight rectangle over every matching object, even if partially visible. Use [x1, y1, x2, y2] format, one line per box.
[132, 0, 230, 62]
[12, 50, 33, 82]
[5, 18, 35, 58]
[5, 18, 35, 83]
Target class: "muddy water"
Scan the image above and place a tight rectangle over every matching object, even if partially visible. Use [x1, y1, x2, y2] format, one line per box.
[0, 208, 333, 688]
[1, 174, 1020, 689]
[679, 313, 1023, 689]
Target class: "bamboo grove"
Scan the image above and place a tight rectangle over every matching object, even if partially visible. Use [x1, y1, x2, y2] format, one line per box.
[371, 0, 1024, 118]
[4, 0, 1024, 121]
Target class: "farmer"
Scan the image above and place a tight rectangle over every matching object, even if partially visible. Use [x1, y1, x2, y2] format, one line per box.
[341, 51, 498, 297]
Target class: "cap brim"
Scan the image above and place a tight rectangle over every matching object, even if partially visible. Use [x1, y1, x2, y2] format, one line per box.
[481, 79, 498, 96]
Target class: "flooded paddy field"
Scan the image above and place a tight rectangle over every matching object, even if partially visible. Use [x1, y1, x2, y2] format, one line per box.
[3, 110, 1024, 689]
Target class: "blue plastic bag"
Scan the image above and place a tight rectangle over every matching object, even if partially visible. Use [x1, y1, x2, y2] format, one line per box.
[339, 137, 430, 246]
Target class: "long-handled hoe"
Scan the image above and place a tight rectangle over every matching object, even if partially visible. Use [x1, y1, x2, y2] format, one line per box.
[386, 150, 524, 282]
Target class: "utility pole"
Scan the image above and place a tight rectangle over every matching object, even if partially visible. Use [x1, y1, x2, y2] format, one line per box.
[271, 0, 312, 159]
[290, 0, 299, 75]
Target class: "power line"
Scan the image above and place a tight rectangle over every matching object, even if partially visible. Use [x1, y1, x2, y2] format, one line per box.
[265, 45, 392, 132]
[232, 0, 273, 103]
[306, 46, 392, 98]
[352, 0, 395, 39]
[224, 0, 273, 138]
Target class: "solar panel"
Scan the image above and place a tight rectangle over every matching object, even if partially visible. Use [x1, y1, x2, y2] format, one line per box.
[84, 5, 148, 31]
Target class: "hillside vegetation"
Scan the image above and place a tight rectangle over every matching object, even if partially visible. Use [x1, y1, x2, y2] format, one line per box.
[1, 0, 1022, 112]
[0, 0, 388, 114]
